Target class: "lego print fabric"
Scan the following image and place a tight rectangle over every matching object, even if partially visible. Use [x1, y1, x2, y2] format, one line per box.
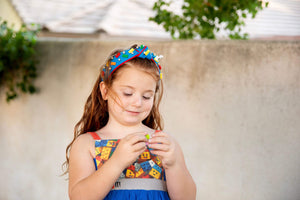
[94, 139, 165, 180]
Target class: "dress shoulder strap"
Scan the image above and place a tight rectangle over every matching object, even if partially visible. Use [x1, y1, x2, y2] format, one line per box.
[88, 132, 101, 140]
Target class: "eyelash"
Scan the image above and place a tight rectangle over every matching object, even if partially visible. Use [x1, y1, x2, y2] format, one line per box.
[143, 96, 151, 100]
[124, 93, 132, 96]
[123, 93, 151, 100]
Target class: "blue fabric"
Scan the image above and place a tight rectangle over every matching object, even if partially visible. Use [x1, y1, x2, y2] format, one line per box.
[104, 190, 170, 200]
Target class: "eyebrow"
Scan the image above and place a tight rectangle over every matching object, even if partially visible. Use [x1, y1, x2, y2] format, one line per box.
[120, 85, 155, 93]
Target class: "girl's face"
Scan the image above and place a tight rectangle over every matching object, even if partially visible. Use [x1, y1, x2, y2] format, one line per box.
[105, 66, 157, 127]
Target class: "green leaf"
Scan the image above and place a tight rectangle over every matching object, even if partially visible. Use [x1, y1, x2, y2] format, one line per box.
[28, 85, 36, 93]
[265, 2, 269, 7]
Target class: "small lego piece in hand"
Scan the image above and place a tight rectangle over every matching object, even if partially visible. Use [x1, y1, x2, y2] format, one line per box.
[145, 133, 154, 153]
[145, 133, 150, 140]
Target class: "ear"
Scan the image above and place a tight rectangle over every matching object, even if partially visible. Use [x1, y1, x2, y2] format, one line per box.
[100, 82, 108, 100]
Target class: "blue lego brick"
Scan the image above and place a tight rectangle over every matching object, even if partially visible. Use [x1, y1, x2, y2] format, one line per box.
[153, 164, 162, 173]
[140, 161, 152, 172]
[95, 140, 108, 147]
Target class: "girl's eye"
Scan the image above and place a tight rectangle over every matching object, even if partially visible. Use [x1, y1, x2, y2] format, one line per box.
[143, 96, 151, 100]
[123, 93, 132, 96]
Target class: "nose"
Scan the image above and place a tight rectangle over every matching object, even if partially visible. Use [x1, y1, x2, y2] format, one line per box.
[132, 95, 142, 107]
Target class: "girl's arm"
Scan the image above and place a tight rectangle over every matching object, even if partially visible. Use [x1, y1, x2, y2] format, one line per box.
[68, 133, 147, 200]
[68, 134, 121, 200]
[164, 141, 196, 200]
[149, 132, 197, 200]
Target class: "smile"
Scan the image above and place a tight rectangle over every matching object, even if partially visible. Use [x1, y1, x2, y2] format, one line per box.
[126, 110, 140, 115]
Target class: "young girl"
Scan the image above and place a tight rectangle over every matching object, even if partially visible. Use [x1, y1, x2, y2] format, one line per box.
[64, 44, 196, 200]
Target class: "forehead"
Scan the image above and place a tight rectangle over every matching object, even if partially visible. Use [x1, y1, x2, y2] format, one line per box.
[113, 66, 157, 89]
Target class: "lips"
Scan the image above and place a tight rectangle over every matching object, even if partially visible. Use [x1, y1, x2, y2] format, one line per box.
[126, 110, 140, 115]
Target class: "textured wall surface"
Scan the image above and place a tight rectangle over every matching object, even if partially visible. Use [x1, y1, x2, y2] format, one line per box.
[0, 40, 299, 200]
[0, 0, 22, 29]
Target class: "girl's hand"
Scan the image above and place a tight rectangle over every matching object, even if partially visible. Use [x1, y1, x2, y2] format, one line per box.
[148, 131, 178, 169]
[111, 132, 147, 169]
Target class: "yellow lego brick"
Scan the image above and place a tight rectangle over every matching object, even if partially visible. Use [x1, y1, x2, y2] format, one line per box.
[101, 147, 111, 160]
[155, 157, 161, 165]
[96, 159, 100, 167]
[128, 48, 134, 54]
[141, 152, 150, 160]
[144, 50, 150, 56]
[107, 141, 117, 147]
[135, 168, 145, 178]
[149, 168, 161, 179]
[126, 169, 135, 178]
[95, 147, 102, 155]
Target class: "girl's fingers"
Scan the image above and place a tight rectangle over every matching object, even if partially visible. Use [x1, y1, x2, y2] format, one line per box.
[131, 135, 147, 145]
[125, 132, 147, 144]
[149, 150, 166, 158]
[151, 131, 169, 138]
[133, 142, 147, 152]
[152, 131, 167, 136]
[148, 143, 170, 151]
[149, 135, 171, 146]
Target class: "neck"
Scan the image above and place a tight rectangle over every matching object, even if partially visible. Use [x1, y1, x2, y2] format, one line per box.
[99, 119, 149, 139]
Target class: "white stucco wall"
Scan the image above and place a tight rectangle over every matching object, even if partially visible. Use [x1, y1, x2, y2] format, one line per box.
[0, 0, 22, 29]
[0, 40, 299, 200]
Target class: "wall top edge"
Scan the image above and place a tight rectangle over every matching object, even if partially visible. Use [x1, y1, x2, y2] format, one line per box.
[36, 38, 300, 46]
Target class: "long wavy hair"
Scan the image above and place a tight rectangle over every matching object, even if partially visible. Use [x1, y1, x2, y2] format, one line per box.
[62, 44, 164, 175]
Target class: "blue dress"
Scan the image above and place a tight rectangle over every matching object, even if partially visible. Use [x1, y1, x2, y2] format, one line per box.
[88, 132, 170, 200]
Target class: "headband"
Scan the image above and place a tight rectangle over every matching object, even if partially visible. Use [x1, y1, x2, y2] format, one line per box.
[102, 45, 163, 81]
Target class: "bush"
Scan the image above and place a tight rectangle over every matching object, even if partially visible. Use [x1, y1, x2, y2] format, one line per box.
[0, 19, 40, 102]
[150, 0, 269, 39]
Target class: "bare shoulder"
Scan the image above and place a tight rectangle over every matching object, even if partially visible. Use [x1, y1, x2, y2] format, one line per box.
[69, 133, 96, 179]
[70, 133, 95, 156]
[68, 133, 97, 195]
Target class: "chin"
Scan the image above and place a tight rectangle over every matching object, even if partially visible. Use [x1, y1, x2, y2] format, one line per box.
[122, 118, 147, 127]
[124, 118, 143, 124]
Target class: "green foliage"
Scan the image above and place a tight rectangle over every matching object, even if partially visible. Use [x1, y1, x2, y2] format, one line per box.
[150, 0, 269, 39]
[0, 19, 40, 102]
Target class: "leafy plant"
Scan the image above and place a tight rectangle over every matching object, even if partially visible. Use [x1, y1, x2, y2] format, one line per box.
[150, 0, 269, 39]
[0, 19, 40, 102]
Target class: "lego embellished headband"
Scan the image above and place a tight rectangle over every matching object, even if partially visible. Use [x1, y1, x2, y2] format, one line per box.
[101, 45, 163, 81]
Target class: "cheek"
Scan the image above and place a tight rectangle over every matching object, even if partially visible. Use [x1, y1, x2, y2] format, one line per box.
[144, 100, 154, 112]
[108, 96, 124, 111]
[118, 96, 130, 108]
